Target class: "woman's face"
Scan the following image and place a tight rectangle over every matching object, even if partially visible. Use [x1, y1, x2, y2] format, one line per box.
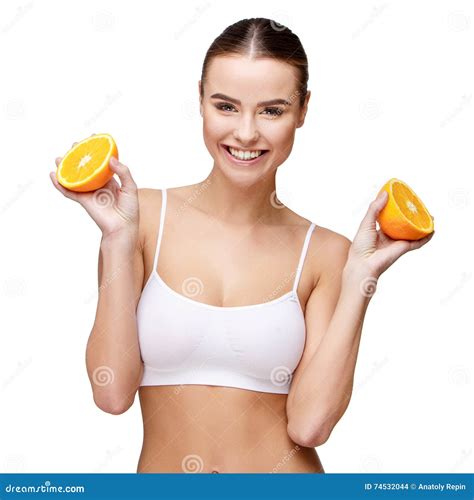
[199, 55, 310, 180]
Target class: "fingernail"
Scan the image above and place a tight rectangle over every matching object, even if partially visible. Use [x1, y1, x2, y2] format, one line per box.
[110, 156, 117, 166]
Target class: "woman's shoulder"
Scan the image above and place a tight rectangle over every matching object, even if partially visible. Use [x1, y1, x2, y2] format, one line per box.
[309, 222, 352, 286]
[307, 218, 352, 261]
[313, 223, 352, 247]
[279, 206, 352, 287]
[137, 187, 162, 207]
[137, 184, 196, 205]
[135, 188, 163, 252]
[135, 185, 196, 246]
[285, 207, 351, 248]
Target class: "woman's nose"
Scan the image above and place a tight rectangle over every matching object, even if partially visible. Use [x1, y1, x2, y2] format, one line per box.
[233, 115, 259, 143]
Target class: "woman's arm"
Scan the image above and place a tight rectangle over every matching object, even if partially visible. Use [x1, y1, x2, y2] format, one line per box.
[85, 232, 144, 415]
[50, 152, 144, 414]
[84, 188, 151, 415]
[286, 190, 434, 447]
[286, 262, 373, 448]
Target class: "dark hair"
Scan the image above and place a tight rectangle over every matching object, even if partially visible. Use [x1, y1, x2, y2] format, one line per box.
[200, 18, 309, 107]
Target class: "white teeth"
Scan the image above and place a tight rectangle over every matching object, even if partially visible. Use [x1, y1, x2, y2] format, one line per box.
[228, 146, 263, 160]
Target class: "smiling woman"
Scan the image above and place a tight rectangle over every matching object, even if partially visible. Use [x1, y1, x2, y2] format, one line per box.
[197, 19, 311, 182]
[76, 17, 329, 474]
[132, 18, 326, 474]
[49, 13, 437, 476]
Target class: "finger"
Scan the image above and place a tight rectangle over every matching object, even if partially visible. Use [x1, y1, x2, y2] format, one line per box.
[359, 190, 388, 230]
[423, 230, 435, 242]
[49, 171, 79, 201]
[408, 231, 435, 251]
[109, 157, 137, 192]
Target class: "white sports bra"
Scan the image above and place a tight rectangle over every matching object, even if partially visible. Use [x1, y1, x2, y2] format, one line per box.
[137, 189, 316, 394]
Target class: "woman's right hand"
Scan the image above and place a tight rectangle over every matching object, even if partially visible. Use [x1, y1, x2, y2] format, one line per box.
[49, 140, 139, 243]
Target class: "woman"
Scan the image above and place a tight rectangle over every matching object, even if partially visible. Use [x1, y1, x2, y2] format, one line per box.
[50, 18, 434, 473]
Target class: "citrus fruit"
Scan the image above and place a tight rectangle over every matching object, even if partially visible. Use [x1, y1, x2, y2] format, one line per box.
[377, 178, 434, 240]
[56, 133, 118, 192]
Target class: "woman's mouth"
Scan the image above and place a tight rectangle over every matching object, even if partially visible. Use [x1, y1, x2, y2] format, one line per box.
[220, 144, 269, 166]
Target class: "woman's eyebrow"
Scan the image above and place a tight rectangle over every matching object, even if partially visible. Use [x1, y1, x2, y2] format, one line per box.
[210, 93, 291, 106]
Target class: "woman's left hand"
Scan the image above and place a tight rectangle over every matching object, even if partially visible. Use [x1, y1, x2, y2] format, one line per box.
[347, 190, 435, 279]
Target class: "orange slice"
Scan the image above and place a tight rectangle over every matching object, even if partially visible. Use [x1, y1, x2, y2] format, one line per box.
[56, 133, 117, 192]
[377, 178, 434, 240]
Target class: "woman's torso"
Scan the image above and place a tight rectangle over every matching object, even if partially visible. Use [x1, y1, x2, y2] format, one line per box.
[136, 184, 325, 473]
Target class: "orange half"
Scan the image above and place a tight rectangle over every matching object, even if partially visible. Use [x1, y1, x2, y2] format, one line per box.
[377, 178, 434, 240]
[56, 133, 118, 192]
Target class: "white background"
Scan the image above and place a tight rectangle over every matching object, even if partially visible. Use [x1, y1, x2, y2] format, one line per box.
[0, 0, 472, 473]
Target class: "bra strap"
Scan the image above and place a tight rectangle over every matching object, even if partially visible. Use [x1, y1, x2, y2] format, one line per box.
[152, 188, 167, 272]
[292, 222, 316, 294]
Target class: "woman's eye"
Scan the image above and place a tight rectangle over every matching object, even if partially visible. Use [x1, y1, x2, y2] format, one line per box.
[214, 103, 284, 117]
[262, 107, 284, 117]
[215, 103, 236, 112]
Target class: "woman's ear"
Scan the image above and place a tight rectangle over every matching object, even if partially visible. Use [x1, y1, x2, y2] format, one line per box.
[296, 90, 311, 128]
